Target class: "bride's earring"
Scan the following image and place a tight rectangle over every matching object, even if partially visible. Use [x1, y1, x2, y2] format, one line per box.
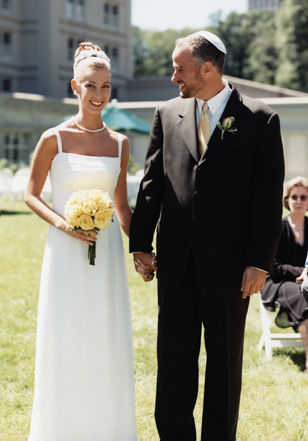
[74, 90, 78, 96]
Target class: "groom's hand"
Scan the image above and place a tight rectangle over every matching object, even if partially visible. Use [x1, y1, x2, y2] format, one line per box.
[241, 266, 266, 299]
[133, 252, 158, 282]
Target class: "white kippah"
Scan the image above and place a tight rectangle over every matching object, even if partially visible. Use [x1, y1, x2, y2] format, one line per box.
[197, 31, 227, 55]
[74, 49, 110, 65]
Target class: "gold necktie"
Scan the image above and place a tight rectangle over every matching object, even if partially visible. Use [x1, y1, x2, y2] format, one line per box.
[198, 103, 210, 156]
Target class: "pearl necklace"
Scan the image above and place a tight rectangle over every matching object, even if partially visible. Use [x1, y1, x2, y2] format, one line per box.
[72, 118, 106, 133]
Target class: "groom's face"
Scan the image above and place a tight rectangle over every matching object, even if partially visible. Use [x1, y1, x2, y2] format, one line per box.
[171, 45, 204, 99]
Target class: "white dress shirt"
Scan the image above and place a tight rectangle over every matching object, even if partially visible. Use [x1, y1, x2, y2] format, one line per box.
[195, 79, 231, 134]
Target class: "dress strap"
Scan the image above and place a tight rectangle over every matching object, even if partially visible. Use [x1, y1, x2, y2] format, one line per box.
[117, 134, 122, 159]
[51, 128, 63, 153]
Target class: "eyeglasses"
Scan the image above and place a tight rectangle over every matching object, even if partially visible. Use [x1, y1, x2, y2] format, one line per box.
[290, 195, 308, 201]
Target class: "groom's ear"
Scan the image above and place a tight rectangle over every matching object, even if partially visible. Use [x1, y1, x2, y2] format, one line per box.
[199, 61, 213, 78]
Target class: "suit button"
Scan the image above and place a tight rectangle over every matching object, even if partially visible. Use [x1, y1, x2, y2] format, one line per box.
[188, 240, 192, 246]
[197, 166, 201, 171]
[194, 191, 198, 196]
[192, 216, 198, 221]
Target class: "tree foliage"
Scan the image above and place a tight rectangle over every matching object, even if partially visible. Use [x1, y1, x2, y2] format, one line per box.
[133, 27, 197, 77]
[214, 11, 278, 84]
[133, 0, 308, 92]
[275, 0, 308, 91]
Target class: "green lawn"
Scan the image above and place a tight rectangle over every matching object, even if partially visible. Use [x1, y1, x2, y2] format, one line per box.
[1, 200, 308, 440]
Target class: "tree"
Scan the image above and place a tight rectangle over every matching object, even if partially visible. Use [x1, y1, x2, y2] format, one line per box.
[212, 11, 277, 83]
[133, 27, 197, 77]
[275, 0, 308, 92]
[242, 11, 278, 84]
[133, 27, 151, 78]
[212, 12, 249, 79]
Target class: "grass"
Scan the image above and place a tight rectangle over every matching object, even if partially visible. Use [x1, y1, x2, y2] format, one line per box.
[1, 200, 308, 440]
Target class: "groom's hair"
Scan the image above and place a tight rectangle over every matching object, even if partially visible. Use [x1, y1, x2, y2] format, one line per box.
[175, 33, 226, 76]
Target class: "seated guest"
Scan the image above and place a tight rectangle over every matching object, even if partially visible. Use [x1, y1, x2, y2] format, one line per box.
[261, 176, 308, 371]
[300, 254, 308, 303]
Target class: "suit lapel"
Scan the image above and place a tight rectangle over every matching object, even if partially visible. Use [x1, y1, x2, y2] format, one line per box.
[200, 87, 244, 163]
[176, 98, 199, 164]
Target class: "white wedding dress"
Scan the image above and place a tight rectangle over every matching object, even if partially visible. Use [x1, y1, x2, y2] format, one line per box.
[28, 129, 138, 441]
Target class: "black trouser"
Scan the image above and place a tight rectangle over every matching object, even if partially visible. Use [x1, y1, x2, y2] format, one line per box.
[155, 261, 249, 441]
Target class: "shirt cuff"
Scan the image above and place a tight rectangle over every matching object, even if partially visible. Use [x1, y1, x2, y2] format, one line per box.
[250, 266, 267, 274]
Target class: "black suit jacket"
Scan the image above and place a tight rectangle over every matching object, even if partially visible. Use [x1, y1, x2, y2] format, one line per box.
[130, 86, 285, 297]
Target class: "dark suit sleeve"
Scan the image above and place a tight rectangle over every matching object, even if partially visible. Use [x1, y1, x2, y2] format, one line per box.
[271, 261, 303, 281]
[271, 234, 303, 282]
[247, 111, 285, 272]
[270, 219, 305, 281]
[129, 107, 165, 253]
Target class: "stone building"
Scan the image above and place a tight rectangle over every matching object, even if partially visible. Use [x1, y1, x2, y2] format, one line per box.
[248, 0, 282, 11]
[0, 0, 132, 164]
[0, 0, 132, 99]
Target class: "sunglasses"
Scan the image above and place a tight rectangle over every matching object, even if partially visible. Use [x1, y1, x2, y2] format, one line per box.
[290, 195, 308, 201]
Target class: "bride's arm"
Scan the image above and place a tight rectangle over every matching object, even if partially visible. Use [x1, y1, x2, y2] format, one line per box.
[25, 130, 96, 245]
[114, 136, 132, 237]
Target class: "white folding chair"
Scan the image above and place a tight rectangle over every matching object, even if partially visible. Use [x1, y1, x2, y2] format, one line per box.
[258, 296, 303, 360]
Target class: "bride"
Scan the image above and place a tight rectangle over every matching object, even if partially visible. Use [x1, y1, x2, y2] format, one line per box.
[25, 42, 138, 440]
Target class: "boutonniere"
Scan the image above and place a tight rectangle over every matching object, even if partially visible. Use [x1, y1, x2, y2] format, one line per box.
[217, 117, 237, 140]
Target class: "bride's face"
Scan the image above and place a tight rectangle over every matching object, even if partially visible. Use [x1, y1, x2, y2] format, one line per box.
[73, 66, 111, 115]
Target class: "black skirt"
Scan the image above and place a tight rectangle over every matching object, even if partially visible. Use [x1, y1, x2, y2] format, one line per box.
[274, 281, 308, 330]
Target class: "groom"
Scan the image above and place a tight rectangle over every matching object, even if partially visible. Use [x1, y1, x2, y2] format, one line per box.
[130, 31, 284, 440]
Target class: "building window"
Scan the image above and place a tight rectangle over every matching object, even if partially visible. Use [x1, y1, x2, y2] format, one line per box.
[67, 0, 74, 18]
[2, 78, 12, 91]
[103, 3, 119, 28]
[111, 46, 119, 71]
[76, 0, 84, 21]
[111, 5, 118, 27]
[67, 81, 75, 98]
[103, 45, 118, 70]
[2, 133, 29, 164]
[1, 32, 12, 58]
[104, 4, 109, 25]
[1, 0, 12, 11]
[68, 38, 75, 61]
[67, 37, 83, 61]
[67, 0, 84, 21]
[110, 87, 117, 100]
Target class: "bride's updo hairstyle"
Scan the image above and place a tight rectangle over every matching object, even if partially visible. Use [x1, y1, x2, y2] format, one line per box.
[73, 42, 111, 81]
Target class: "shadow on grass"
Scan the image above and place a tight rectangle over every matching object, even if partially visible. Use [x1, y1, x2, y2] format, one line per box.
[275, 348, 306, 372]
[0, 210, 32, 216]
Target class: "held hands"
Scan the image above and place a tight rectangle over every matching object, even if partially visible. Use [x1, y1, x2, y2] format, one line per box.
[241, 266, 267, 299]
[296, 268, 307, 284]
[133, 252, 158, 282]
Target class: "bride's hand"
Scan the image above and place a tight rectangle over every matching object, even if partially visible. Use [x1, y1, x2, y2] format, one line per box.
[67, 227, 98, 245]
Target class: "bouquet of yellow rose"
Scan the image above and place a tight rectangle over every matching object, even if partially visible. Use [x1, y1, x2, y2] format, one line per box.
[65, 189, 114, 265]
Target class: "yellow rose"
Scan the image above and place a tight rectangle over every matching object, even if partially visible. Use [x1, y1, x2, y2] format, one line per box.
[66, 213, 79, 228]
[97, 193, 113, 210]
[89, 189, 103, 203]
[65, 203, 83, 227]
[77, 214, 95, 230]
[94, 209, 114, 230]
[82, 199, 97, 216]
[67, 193, 77, 204]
